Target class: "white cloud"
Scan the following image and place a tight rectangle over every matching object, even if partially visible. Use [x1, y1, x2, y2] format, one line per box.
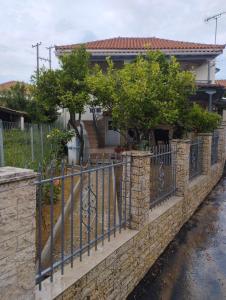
[0, 0, 225, 82]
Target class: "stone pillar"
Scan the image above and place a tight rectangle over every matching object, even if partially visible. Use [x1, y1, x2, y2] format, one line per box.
[123, 151, 151, 230]
[197, 133, 212, 175]
[222, 109, 226, 122]
[0, 167, 36, 300]
[171, 139, 190, 197]
[220, 122, 226, 161]
[217, 126, 225, 162]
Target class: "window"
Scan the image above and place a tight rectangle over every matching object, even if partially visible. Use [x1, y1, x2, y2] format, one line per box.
[90, 107, 101, 113]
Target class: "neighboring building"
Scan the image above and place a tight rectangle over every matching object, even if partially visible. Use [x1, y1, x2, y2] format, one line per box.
[0, 106, 27, 128]
[0, 81, 19, 92]
[0, 80, 29, 92]
[216, 80, 226, 89]
[55, 37, 226, 148]
[0, 81, 29, 127]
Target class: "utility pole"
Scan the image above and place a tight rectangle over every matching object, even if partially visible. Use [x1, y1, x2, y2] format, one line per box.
[205, 12, 226, 44]
[32, 42, 41, 79]
[32, 42, 54, 78]
[46, 46, 55, 69]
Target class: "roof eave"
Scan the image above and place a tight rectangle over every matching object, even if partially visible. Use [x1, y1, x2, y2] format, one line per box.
[55, 48, 224, 57]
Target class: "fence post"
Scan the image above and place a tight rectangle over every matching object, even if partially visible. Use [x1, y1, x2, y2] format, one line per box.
[123, 151, 151, 230]
[0, 167, 37, 300]
[197, 133, 212, 175]
[0, 120, 5, 167]
[40, 124, 44, 158]
[171, 139, 190, 197]
[30, 125, 34, 162]
[20, 116, 24, 131]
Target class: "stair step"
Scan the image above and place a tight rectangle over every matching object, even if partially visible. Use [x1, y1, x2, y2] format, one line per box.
[83, 121, 99, 148]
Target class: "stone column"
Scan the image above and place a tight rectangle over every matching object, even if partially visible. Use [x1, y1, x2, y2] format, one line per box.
[0, 167, 36, 300]
[220, 122, 226, 161]
[20, 116, 24, 131]
[217, 126, 225, 162]
[222, 109, 226, 123]
[197, 133, 212, 175]
[171, 139, 190, 197]
[123, 151, 151, 230]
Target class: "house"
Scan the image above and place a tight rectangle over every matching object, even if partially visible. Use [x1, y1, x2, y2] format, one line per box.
[55, 37, 225, 148]
[216, 80, 226, 90]
[0, 81, 29, 128]
[0, 106, 27, 129]
[0, 81, 21, 92]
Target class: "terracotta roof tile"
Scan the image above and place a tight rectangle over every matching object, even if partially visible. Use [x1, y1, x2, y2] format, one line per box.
[0, 81, 18, 91]
[56, 37, 225, 52]
[0, 81, 29, 92]
[216, 80, 226, 88]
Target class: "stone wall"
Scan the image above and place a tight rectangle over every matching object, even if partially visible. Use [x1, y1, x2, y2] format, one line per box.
[36, 127, 226, 300]
[0, 167, 36, 300]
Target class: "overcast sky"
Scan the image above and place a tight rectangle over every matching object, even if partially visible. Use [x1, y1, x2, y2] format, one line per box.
[0, 0, 226, 83]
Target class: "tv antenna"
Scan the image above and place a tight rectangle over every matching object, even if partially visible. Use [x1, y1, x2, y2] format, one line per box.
[205, 12, 226, 44]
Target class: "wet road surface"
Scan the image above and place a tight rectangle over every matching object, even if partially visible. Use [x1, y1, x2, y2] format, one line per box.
[128, 175, 226, 300]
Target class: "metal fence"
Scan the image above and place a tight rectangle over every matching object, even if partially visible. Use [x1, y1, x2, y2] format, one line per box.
[150, 144, 176, 208]
[211, 131, 219, 165]
[189, 138, 203, 180]
[35, 154, 131, 289]
[0, 120, 62, 168]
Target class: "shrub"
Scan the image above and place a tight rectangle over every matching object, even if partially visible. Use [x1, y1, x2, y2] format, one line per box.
[42, 181, 61, 204]
[187, 103, 221, 133]
[47, 129, 74, 159]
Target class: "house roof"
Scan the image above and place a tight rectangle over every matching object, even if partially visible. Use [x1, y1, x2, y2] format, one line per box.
[0, 81, 29, 92]
[55, 37, 225, 55]
[0, 81, 19, 92]
[0, 105, 27, 116]
[216, 80, 226, 88]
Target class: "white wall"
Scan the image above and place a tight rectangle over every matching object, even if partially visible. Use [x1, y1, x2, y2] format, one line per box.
[57, 106, 102, 128]
[193, 60, 215, 83]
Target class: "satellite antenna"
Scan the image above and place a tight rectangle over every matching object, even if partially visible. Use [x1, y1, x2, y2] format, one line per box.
[205, 12, 226, 44]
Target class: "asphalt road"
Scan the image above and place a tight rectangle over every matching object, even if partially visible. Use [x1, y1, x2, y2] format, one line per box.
[128, 174, 226, 300]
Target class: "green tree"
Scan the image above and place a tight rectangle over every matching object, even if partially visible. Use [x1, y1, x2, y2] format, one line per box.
[88, 51, 196, 143]
[33, 46, 90, 162]
[187, 103, 221, 133]
[0, 82, 28, 111]
[0, 82, 58, 123]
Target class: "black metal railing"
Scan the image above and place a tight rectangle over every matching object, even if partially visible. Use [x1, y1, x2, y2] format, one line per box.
[35, 154, 131, 289]
[189, 138, 203, 180]
[211, 131, 219, 165]
[149, 144, 176, 208]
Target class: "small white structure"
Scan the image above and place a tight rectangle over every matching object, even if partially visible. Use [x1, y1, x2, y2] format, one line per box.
[67, 125, 90, 164]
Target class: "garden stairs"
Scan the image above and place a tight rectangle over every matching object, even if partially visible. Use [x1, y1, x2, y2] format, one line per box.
[83, 120, 99, 149]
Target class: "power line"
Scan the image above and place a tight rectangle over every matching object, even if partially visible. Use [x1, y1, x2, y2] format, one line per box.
[205, 12, 226, 44]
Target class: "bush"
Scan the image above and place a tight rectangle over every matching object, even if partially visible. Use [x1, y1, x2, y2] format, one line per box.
[187, 103, 221, 133]
[42, 181, 61, 204]
[47, 129, 74, 159]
